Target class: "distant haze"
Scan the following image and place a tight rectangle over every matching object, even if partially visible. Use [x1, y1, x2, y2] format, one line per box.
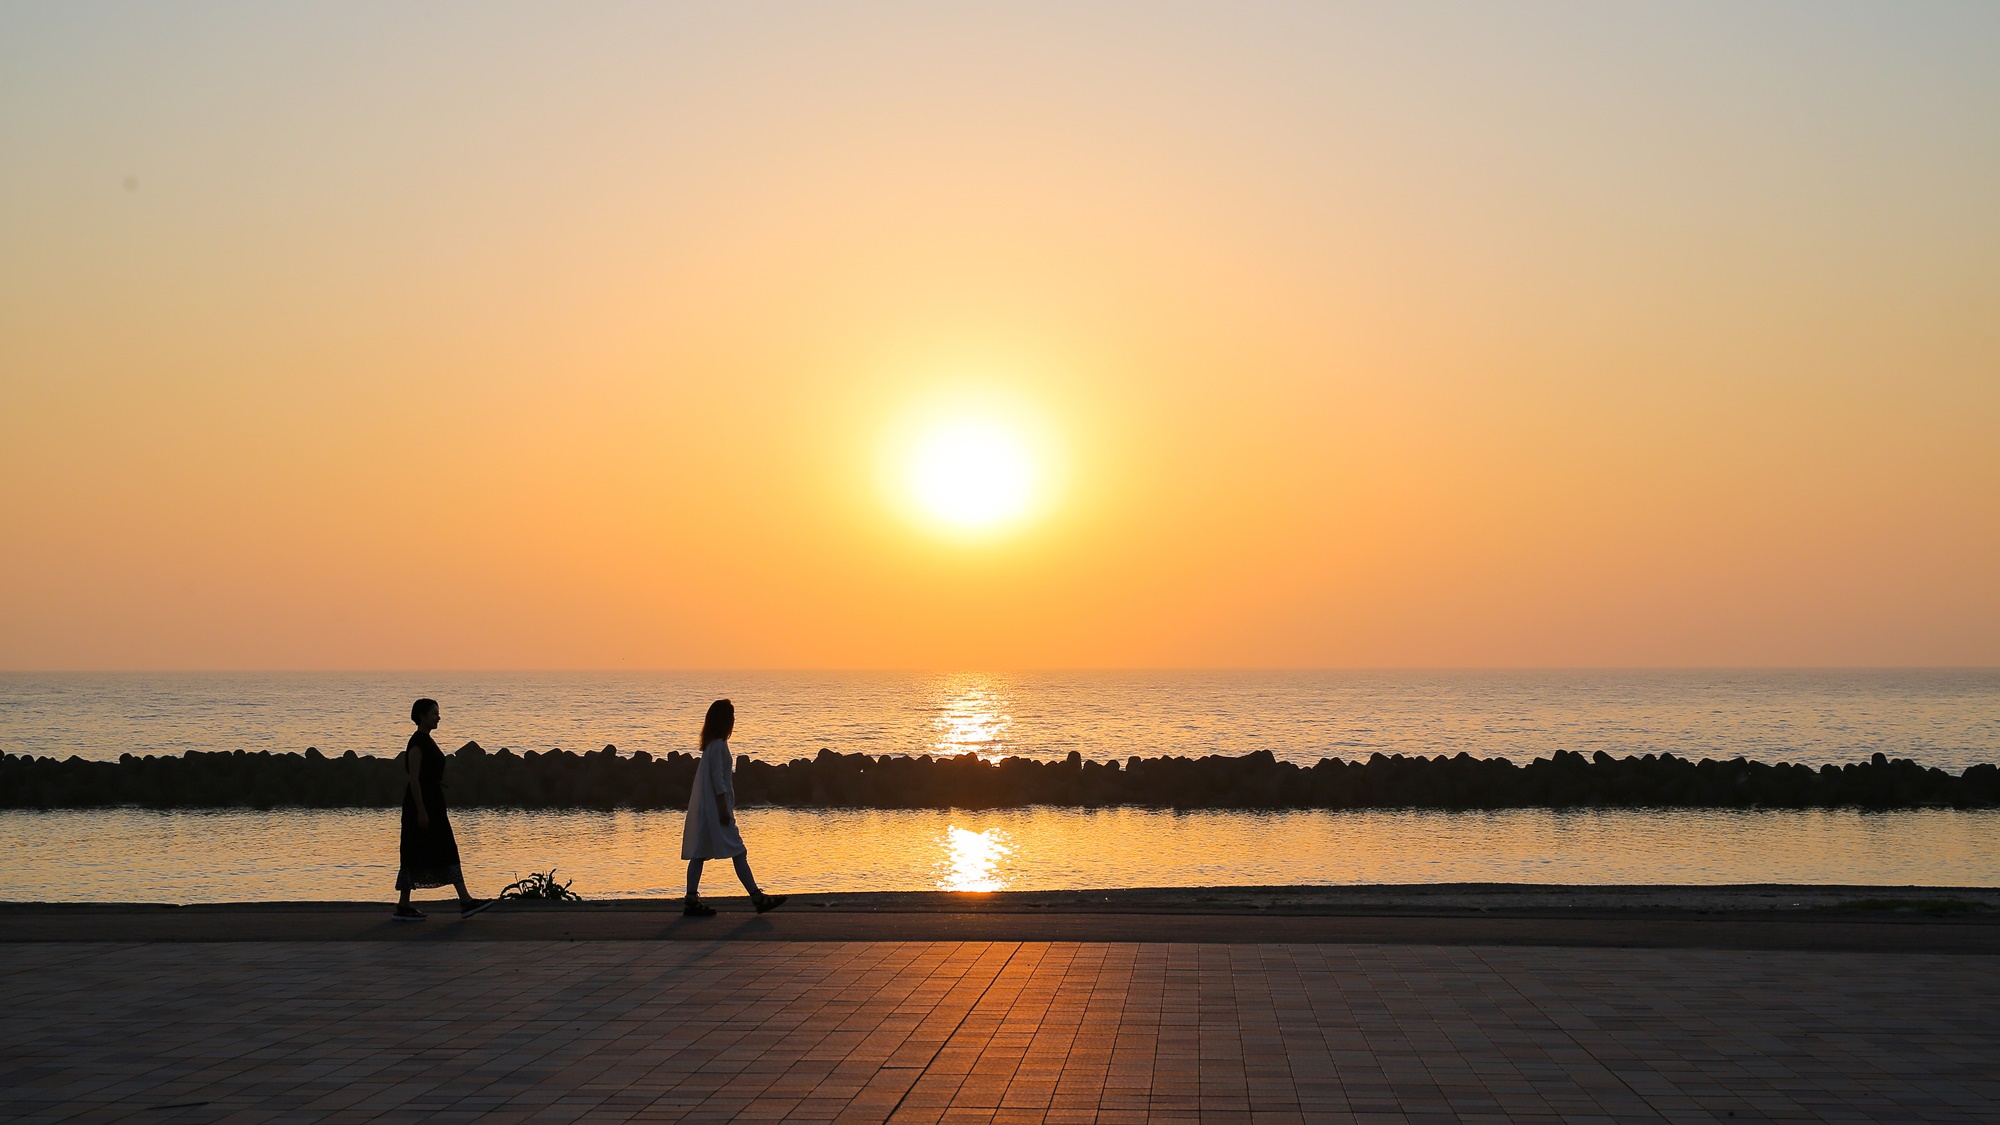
[2, 3, 1995, 669]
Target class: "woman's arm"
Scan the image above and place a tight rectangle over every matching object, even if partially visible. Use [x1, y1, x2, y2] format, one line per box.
[711, 746, 734, 826]
[407, 747, 429, 828]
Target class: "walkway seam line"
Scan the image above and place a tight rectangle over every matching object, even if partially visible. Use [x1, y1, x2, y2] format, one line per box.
[880, 941, 1025, 1122]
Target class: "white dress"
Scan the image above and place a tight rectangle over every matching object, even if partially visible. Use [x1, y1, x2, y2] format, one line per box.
[682, 738, 746, 860]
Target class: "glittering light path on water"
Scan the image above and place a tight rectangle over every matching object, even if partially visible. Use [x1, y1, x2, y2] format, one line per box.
[936, 825, 1016, 892]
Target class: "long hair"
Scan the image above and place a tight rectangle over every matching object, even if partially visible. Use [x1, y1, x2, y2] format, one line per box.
[699, 698, 735, 751]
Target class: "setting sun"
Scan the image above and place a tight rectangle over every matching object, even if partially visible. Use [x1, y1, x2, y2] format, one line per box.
[908, 419, 1036, 532]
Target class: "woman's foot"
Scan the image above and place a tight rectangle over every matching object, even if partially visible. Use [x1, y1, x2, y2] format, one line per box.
[753, 892, 788, 915]
[391, 905, 427, 922]
[682, 896, 716, 918]
[459, 898, 495, 918]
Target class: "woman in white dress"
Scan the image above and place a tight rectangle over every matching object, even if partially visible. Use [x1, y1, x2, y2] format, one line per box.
[682, 698, 787, 917]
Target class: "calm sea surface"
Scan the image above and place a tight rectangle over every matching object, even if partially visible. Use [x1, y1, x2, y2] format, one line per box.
[6, 807, 1997, 902]
[3, 670, 1996, 769]
[4, 671, 1996, 899]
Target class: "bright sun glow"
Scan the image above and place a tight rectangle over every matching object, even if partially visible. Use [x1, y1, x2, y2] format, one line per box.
[908, 419, 1036, 531]
[937, 825, 1014, 892]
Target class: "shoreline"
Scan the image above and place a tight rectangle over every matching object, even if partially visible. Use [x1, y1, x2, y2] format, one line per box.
[7, 883, 1996, 952]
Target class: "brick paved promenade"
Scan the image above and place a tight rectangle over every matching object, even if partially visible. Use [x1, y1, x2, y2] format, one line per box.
[4, 939, 1996, 1123]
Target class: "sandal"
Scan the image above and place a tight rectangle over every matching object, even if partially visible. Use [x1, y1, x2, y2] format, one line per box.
[753, 892, 789, 915]
[682, 896, 716, 918]
[391, 905, 427, 922]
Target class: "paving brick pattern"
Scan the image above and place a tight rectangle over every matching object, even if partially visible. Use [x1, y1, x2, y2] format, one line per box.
[2, 941, 1995, 1123]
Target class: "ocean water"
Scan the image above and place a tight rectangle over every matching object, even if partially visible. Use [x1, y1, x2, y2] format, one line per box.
[5, 806, 1996, 903]
[2, 669, 1996, 770]
[5, 671, 1995, 900]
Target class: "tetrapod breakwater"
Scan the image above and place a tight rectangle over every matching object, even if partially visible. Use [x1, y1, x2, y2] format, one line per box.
[4, 744, 1997, 811]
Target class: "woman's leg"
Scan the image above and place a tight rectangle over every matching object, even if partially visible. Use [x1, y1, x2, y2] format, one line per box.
[393, 871, 420, 917]
[686, 858, 705, 897]
[732, 853, 759, 896]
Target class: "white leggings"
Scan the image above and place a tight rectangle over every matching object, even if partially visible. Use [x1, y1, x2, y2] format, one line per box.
[687, 854, 757, 897]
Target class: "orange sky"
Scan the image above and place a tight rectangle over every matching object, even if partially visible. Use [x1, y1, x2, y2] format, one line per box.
[2, 4, 1996, 669]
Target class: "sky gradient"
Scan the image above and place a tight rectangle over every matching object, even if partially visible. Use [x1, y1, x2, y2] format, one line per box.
[3, 2, 1996, 670]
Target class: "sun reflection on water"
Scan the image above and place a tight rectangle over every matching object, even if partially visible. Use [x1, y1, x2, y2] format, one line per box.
[936, 825, 1015, 892]
[930, 676, 1013, 761]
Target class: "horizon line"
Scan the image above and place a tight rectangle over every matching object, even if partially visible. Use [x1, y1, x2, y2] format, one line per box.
[3, 665, 1995, 676]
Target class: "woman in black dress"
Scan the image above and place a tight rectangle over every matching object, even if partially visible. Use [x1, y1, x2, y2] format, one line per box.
[393, 697, 492, 921]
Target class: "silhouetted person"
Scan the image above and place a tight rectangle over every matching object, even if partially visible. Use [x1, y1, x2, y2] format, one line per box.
[682, 698, 786, 917]
[393, 698, 493, 921]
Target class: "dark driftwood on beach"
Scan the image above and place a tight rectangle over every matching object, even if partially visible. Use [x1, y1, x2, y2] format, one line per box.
[3, 744, 1997, 811]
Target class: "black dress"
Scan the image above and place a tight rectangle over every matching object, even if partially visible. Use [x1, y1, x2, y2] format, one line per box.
[395, 730, 463, 890]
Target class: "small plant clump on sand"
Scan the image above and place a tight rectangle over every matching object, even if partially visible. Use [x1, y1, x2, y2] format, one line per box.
[499, 870, 581, 901]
